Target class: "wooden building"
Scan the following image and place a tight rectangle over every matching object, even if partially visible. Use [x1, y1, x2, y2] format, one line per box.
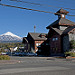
[23, 9, 75, 56]
[23, 32, 48, 54]
[46, 9, 75, 56]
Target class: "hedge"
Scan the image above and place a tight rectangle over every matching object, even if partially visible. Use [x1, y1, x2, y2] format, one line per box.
[0, 55, 10, 60]
[65, 52, 75, 57]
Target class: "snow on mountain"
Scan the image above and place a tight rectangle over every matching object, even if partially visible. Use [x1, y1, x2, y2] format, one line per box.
[1, 32, 21, 39]
[0, 32, 22, 43]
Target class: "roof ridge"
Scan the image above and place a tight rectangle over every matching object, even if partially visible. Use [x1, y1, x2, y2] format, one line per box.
[28, 32, 47, 41]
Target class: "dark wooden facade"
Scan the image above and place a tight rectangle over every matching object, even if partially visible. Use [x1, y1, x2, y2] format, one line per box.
[47, 9, 75, 56]
[48, 31, 62, 55]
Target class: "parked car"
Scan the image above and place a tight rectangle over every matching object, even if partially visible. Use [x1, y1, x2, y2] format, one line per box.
[13, 52, 27, 56]
[1, 52, 7, 55]
[27, 52, 37, 56]
[13, 52, 20, 56]
[19, 52, 27, 56]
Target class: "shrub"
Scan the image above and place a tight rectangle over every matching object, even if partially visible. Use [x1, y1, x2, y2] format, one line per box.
[70, 52, 75, 57]
[65, 52, 75, 57]
[0, 55, 10, 60]
[70, 40, 75, 49]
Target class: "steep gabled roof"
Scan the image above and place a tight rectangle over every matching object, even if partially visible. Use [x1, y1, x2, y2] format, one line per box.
[28, 32, 47, 41]
[59, 18, 75, 25]
[49, 26, 75, 35]
[23, 37, 28, 43]
[46, 18, 75, 29]
[63, 26, 75, 34]
[52, 28, 63, 35]
[49, 27, 63, 35]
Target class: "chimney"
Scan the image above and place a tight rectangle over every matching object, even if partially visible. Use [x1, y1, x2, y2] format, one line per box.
[40, 33, 46, 38]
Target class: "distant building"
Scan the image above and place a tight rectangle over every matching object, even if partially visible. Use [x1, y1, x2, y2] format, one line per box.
[23, 33, 49, 54]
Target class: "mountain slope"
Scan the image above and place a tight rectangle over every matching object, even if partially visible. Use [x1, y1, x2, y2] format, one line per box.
[0, 32, 22, 43]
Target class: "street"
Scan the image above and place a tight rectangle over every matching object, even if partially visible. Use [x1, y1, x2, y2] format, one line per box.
[0, 56, 75, 75]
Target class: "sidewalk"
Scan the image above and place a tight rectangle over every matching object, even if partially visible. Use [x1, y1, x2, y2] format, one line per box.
[0, 56, 75, 64]
[0, 60, 20, 64]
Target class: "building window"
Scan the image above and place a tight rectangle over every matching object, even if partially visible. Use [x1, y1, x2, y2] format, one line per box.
[38, 49, 41, 52]
[46, 43, 49, 45]
[38, 43, 41, 45]
[52, 38, 55, 41]
[52, 37, 58, 41]
[56, 38, 58, 41]
[36, 49, 38, 52]
[36, 43, 41, 47]
[36, 43, 39, 46]
[42, 43, 44, 45]
[62, 14, 65, 18]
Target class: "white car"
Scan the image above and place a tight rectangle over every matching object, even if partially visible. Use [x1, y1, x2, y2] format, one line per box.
[1, 52, 7, 55]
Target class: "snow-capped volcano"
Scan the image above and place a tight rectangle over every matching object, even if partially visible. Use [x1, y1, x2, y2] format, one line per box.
[1, 32, 21, 39]
[0, 32, 22, 43]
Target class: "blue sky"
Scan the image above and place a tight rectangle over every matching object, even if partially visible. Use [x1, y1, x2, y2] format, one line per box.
[0, 0, 75, 37]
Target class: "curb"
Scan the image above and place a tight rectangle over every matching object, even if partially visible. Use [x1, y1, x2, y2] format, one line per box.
[66, 56, 75, 59]
[0, 60, 21, 64]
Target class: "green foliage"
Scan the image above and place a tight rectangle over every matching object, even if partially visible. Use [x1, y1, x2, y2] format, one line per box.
[70, 40, 75, 49]
[65, 52, 75, 57]
[0, 43, 24, 50]
[0, 48, 5, 53]
[0, 55, 10, 60]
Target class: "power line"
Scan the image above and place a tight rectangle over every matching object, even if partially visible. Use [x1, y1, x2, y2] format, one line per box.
[67, 14, 75, 16]
[10, 0, 63, 9]
[10, 0, 75, 10]
[0, 3, 54, 13]
[0, 3, 75, 17]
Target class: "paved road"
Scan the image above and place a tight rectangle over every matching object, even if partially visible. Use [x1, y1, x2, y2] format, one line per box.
[0, 56, 75, 75]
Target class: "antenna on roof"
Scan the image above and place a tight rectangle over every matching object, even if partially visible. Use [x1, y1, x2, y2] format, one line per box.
[34, 25, 36, 33]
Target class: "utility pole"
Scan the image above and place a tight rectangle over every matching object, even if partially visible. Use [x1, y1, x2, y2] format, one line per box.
[34, 25, 36, 33]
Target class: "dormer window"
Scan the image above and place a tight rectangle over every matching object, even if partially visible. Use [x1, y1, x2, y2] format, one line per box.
[62, 14, 65, 18]
[58, 14, 65, 19]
